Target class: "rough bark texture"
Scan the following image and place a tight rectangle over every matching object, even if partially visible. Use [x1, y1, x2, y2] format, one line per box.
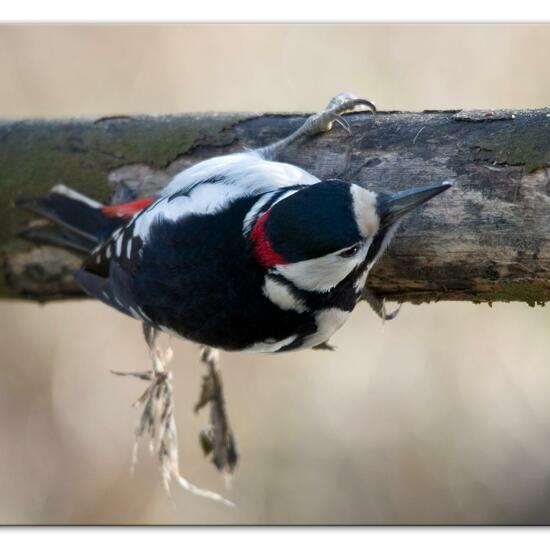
[2, 109, 550, 304]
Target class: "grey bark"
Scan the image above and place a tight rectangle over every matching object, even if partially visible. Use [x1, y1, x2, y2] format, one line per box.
[2, 108, 550, 305]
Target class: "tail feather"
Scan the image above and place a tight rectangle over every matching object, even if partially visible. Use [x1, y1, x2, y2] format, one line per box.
[19, 226, 92, 255]
[16, 185, 121, 244]
[16, 185, 125, 254]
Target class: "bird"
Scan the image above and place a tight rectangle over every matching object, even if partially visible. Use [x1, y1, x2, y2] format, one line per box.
[17, 93, 450, 503]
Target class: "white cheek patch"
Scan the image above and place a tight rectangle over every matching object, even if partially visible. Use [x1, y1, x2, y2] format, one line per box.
[275, 255, 355, 293]
[350, 185, 380, 238]
[275, 243, 369, 293]
[263, 277, 306, 313]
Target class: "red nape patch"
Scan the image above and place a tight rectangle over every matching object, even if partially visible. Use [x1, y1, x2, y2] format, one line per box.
[250, 210, 288, 268]
[101, 197, 155, 219]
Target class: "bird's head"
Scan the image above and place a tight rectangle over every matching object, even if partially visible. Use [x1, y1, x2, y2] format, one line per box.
[250, 179, 450, 292]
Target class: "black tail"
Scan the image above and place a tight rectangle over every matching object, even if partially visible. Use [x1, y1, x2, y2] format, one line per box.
[16, 185, 124, 256]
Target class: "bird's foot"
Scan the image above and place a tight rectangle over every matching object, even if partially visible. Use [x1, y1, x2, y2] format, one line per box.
[112, 325, 234, 507]
[194, 346, 238, 478]
[300, 92, 376, 137]
[362, 288, 402, 322]
[258, 92, 375, 160]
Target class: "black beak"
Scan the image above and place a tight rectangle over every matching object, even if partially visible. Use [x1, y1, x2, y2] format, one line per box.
[377, 182, 452, 227]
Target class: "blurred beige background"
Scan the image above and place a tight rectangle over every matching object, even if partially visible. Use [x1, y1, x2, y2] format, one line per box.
[1, 24, 550, 525]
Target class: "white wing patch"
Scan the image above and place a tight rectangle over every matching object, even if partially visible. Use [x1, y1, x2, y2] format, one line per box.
[115, 234, 123, 256]
[131, 151, 319, 245]
[162, 151, 319, 198]
[153, 183, 246, 224]
[84, 150, 320, 284]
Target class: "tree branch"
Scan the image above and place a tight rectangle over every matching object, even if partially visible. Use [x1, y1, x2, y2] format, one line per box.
[2, 109, 550, 304]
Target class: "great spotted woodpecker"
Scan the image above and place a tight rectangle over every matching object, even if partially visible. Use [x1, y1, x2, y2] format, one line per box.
[18, 93, 450, 500]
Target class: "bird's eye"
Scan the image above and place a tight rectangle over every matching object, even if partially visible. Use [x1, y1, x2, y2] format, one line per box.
[339, 244, 361, 258]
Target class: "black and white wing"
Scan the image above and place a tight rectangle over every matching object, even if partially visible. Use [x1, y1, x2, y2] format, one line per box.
[75, 202, 155, 322]
[161, 151, 319, 198]
[76, 151, 319, 323]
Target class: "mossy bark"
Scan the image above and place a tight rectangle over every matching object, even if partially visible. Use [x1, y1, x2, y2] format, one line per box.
[3, 109, 550, 304]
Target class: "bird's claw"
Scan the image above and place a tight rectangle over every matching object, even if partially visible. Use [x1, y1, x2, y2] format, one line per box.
[362, 287, 402, 322]
[258, 92, 375, 160]
[381, 303, 402, 322]
[333, 114, 352, 135]
[303, 92, 376, 137]
[325, 92, 376, 117]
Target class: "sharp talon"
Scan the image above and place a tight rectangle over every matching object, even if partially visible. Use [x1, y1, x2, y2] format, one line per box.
[362, 288, 401, 322]
[308, 93, 376, 137]
[327, 93, 376, 116]
[383, 303, 402, 322]
[258, 92, 375, 160]
[348, 98, 377, 115]
[334, 115, 352, 135]
[380, 297, 402, 323]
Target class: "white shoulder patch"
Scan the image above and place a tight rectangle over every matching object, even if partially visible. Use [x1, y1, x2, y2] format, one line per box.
[162, 151, 319, 198]
[129, 151, 320, 244]
[242, 191, 277, 235]
[242, 187, 303, 236]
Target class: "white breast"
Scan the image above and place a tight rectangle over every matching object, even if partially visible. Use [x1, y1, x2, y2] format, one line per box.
[303, 308, 351, 349]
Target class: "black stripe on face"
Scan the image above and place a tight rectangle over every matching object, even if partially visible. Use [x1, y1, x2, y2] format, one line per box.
[365, 229, 389, 266]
